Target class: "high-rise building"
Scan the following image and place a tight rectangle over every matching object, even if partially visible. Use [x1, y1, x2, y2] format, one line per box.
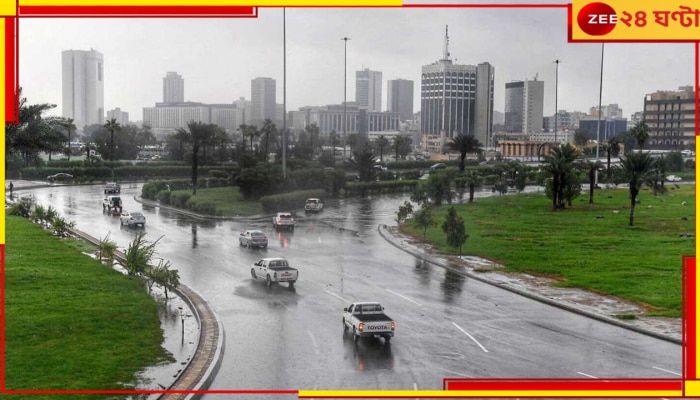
[387, 79, 414, 122]
[62, 49, 104, 130]
[504, 76, 544, 134]
[106, 107, 129, 126]
[421, 26, 494, 147]
[356, 69, 382, 112]
[643, 85, 697, 150]
[251, 77, 276, 126]
[163, 72, 184, 103]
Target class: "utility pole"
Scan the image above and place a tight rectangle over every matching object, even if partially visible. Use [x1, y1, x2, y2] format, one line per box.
[342, 37, 350, 158]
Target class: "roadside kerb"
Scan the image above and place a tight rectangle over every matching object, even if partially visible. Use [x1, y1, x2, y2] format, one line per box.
[66, 227, 225, 397]
[378, 224, 682, 345]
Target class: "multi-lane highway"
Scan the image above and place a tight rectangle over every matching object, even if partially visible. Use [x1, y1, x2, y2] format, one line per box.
[25, 183, 682, 395]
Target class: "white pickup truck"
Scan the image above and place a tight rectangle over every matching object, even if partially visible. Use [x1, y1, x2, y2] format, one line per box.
[343, 302, 395, 343]
[251, 257, 298, 288]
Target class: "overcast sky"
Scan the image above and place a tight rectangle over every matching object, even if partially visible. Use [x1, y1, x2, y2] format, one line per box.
[19, 6, 695, 122]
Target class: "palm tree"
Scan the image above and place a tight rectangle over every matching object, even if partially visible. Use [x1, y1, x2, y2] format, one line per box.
[352, 143, 378, 183]
[620, 151, 656, 226]
[103, 118, 121, 161]
[187, 121, 216, 196]
[582, 159, 604, 204]
[465, 170, 482, 203]
[628, 121, 650, 150]
[376, 135, 389, 162]
[448, 134, 483, 172]
[63, 118, 75, 161]
[605, 137, 621, 181]
[260, 119, 278, 160]
[543, 144, 580, 211]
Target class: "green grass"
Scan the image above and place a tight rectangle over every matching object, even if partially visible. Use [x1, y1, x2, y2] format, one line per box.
[404, 185, 695, 318]
[174, 186, 264, 216]
[5, 215, 172, 397]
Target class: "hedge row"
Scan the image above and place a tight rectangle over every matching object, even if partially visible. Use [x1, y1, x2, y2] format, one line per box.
[342, 180, 419, 196]
[154, 190, 221, 216]
[20, 166, 240, 182]
[141, 177, 230, 200]
[259, 189, 327, 213]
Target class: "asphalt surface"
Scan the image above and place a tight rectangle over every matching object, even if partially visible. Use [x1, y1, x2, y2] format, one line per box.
[6, 180, 684, 398]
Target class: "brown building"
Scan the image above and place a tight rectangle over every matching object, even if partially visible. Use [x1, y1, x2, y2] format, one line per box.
[643, 85, 697, 150]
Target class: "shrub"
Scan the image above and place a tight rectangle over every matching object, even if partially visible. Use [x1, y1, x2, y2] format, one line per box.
[157, 190, 171, 204]
[170, 192, 192, 208]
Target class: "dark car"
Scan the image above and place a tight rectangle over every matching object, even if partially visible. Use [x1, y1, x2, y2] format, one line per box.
[47, 173, 74, 182]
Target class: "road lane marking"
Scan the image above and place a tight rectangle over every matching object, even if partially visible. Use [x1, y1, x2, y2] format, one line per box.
[386, 289, 422, 307]
[652, 366, 681, 376]
[576, 371, 597, 378]
[324, 289, 351, 304]
[307, 330, 321, 355]
[433, 365, 474, 378]
[451, 322, 488, 353]
[413, 382, 418, 390]
[325, 269, 356, 279]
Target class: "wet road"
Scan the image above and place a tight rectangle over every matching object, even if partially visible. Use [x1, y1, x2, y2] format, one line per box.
[26, 183, 682, 395]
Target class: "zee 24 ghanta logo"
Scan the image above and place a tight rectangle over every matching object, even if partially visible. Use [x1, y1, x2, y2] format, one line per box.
[576, 1, 700, 38]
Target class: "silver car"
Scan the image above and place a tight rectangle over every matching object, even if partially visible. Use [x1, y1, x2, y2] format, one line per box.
[120, 211, 146, 227]
[239, 230, 269, 249]
[272, 212, 295, 231]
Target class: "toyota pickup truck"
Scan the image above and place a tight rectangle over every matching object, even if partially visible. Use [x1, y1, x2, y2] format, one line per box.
[251, 257, 298, 288]
[343, 302, 395, 343]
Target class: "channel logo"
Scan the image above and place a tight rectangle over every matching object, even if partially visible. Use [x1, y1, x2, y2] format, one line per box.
[577, 2, 618, 36]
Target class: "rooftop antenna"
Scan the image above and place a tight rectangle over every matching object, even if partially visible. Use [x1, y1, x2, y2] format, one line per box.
[443, 24, 450, 61]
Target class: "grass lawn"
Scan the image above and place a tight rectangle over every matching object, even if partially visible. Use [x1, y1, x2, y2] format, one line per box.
[404, 185, 695, 317]
[4, 215, 172, 396]
[172, 186, 263, 217]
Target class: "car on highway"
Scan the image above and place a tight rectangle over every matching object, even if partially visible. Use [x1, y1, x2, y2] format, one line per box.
[120, 211, 146, 227]
[239, 230, 269, 249]
[429, 162, 446, 171]
[273, 212, 295, 231]
[47, 173, 74, 182]
[104, 182, 121, 194]
[304, 198, 324, 213]
[103, 196, 123, 214]
[250, 257, 298, 288]
[666, 175, 682, 182]
[343, 302, 395, 343]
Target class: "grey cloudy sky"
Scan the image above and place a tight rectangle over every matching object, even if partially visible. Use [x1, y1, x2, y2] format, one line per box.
[19, 6, 695, 122]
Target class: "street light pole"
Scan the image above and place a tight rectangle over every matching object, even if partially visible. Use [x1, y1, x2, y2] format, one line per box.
[282, 8, 287, 179]
[341, 37, 350, 158]
[595, 43, 605, 186]
[554, 59, 560, 144]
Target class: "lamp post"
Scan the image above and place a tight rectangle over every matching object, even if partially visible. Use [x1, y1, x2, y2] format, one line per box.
[177, 306, 185, 343]
[595, 43, 605, 187]
[554, 59, 560, 144]
[282, 8, 287, 179]
[341, 37, 350, 158]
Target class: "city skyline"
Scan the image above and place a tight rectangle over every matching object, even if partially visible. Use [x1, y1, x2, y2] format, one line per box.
[20, 7, 695, 124]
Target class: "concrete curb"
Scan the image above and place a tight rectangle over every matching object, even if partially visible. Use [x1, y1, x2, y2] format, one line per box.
[66, 227, 226, 396]
[378, 224, 682, 345]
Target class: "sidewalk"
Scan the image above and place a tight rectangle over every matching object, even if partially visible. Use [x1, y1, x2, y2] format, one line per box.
[378, 224, 682, 345]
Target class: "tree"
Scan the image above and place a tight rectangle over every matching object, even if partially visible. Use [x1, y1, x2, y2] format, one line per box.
[620, 151, 656, 226]
[442, 206, 468, 255]
[413, 203, 437, 239]
[393, 135, 412, 161]
[352, 143, 378, 183]
[62, 118, 76, 161]
[424, 170, 455, 206]
[464, 170, 482, 203]
[543, 144, 580, 211]
[260, 119, 279, 160]
[187, 122, 216, 195]
[240, 124, 260, 152]
[376, 135, 389, 162]
[103, 118, 121, 161]
[604, 137, 621, 181]
[396, 201, 414, 225]
[573, 129, 590, 149]
[628, 121, 650, 150]
[123, 234, 162, 277]
[147, 259, 180, 300]
[97, 232, 117, 266]
[582, 160, 604, 204]
[448, 134, 483, 172]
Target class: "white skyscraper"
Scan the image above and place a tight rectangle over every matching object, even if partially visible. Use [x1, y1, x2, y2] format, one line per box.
[163, 71, 184, 103]
[356, 68, 382, 112]
[62, 49, 104, 130]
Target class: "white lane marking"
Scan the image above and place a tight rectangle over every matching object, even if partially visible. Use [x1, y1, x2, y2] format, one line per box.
[433, 365, 474, 378]
[386, 289, 422, 307]
[652, 366, 682, 376]
[324, 289, 351, 304]
[451, 322, 488, 353]
[577, 371, 597, 378]
[307, 330, 320, 355]
[413, 382, 418, 390]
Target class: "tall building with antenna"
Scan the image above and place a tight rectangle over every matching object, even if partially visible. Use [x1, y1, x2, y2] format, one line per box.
[420, 25, 494, 147]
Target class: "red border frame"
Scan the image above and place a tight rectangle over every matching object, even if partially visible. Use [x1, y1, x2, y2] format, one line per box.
[2, 2, 697, 397]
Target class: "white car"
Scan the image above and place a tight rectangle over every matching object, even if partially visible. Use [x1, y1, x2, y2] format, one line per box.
[120, 211, 146, 227]
[251, 258, 299, 288]
[666, 175, 682, 182]
[273, 212, 295, 231]
[304, 198, 324, 213]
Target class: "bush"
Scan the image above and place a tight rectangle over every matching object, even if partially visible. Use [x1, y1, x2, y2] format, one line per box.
[260, 189, 327, 213]
[169, 192, 192, 208]
[157, 190, 171, 204]
[185, 198, 219, 216]
[343, 180, 419, 196]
